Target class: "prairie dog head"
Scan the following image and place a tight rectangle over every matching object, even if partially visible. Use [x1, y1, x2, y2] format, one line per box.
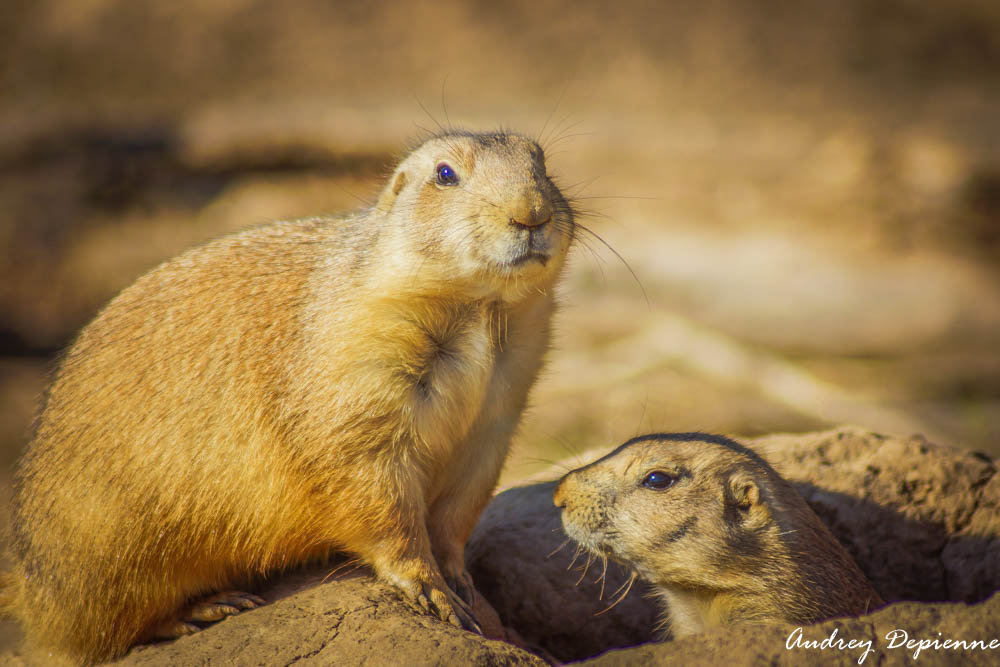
[375, 130, 574, 301]
[554, 433, 784, 591]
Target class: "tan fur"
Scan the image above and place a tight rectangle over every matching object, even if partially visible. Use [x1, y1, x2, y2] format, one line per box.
[3, 130, 574, 663]
[553, 433, 884, 638]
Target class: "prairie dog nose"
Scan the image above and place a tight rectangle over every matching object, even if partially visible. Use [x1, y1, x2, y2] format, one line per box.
[553, 474, 573, 509]
[509, 186, 553, 228]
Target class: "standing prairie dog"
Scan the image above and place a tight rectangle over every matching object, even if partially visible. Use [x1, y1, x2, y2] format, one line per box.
[554, 433, 883, 638]
[3, 130, 575, 663]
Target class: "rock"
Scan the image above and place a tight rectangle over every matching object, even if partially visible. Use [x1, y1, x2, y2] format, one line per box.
[583, 591, 1000, 666]
[941, 470, 1000, 602]
[466, 427, 1000, 663]
[466, 482, 660, 663]
[3, 566, 543, 666]
[118, 568, 542, 667]
[752, 427, 997, 603]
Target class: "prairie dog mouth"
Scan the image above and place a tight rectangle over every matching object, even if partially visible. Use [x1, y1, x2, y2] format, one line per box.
[507, 250, 549, 266]
[503, 225, 557, 267]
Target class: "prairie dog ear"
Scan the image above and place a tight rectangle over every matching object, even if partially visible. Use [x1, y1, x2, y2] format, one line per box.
[726, 470, 761, 511]
[376, 170, 408, 214]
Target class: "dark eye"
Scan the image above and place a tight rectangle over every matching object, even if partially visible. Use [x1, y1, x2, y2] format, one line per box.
[435, 162, 459, 186]
[641, 471, 676, 490]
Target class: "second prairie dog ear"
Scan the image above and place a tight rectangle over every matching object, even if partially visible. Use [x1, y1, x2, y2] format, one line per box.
[727, 471, 761, 510]
[376, 170, 408, 213]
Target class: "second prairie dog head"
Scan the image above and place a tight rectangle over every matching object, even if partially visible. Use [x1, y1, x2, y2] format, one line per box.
[375, 131, 574, 301]
[554, 433, 788, 590]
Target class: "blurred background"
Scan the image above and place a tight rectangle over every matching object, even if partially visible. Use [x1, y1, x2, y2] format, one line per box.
[0, 0, 998, 627]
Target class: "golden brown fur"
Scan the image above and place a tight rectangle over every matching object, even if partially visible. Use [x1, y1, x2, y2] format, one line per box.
[2, 130, 574, 663]
[554, 433, 884, 638]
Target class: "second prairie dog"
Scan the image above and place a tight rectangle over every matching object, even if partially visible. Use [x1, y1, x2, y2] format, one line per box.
[3, 130, 575, 663]
[554, 433, 884, 638]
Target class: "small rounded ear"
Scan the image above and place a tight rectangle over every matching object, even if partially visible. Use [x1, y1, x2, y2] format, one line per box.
[376, 170, 408, 213]
[726, 471, 760, 511]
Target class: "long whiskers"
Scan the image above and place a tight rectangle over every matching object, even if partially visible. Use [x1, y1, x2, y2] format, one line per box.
[538, 83, 569, 147]
[594, 570, 638, 616]
[596, 554, 609, 599]
[547, 537, 572, 559]
[566, 544, 585, 571]
[574, 552, 596, 586]
[573, 222, 650, 310]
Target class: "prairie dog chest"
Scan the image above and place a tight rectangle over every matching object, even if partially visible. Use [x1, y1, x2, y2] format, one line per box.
[394, 300, 500, 450]
[307, 281, 551, 471]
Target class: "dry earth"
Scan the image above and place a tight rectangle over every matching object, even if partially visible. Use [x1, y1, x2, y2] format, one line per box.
[3, 427, 996, 665]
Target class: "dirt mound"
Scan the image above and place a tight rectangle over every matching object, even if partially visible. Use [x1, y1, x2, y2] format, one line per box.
[2, 427, 996, 664]
[468, 427, 999, 663]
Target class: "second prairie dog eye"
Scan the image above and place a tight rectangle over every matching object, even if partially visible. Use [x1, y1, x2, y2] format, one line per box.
[642, 470, 676, 490]
[435, 162, 460, 186]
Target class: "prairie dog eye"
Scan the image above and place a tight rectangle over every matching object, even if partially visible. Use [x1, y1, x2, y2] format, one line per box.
[435, 162, 460, 186]
[641, 470, 676, 490]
